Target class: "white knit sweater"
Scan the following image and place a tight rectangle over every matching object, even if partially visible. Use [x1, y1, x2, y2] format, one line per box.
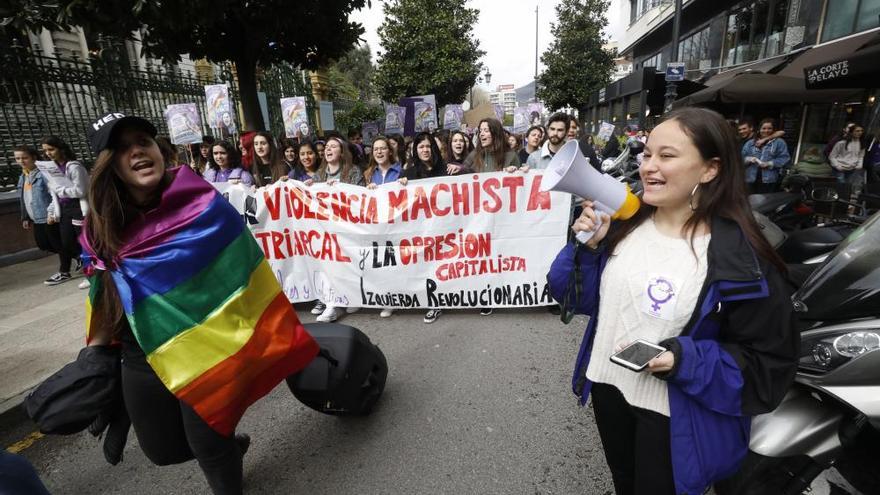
[586, 218, 710, 416]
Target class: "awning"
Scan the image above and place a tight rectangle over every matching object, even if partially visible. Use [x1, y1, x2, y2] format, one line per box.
[673, 73, 862, 107]
[803, 39, 880, 89]
[700, 55, 794, 87]
[778, 27, 880, 79]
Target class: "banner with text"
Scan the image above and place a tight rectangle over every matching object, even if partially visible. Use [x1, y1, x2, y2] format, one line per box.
[214, 172, 569, 309]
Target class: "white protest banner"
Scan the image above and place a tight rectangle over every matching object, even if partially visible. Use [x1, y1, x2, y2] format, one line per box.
[212, 172, 569, 309]
[35, 161, 75, 191]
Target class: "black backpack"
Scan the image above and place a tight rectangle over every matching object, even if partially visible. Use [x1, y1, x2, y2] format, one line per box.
[287, 323, 387, 416]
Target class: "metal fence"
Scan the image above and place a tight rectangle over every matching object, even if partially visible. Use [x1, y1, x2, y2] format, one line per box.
[0, 38, 313, 190]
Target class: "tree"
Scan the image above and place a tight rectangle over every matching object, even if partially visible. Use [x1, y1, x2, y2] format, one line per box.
[536, 0, 614, 112]
[334, 100, 383, 136]
[328, 43, 376, 102]
[2, 0, 367, 131]
[373, 0, 485, 107]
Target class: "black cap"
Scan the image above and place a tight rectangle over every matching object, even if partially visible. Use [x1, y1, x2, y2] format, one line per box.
[87, 112, 157, 153]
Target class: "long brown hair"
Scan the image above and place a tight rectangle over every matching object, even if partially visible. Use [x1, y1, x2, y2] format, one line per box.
[474, 118, 507, 171]
[364, 136, 392, 184]
[86, 143, 170, 338]
[252, 131, 289, 185]
[606, 107, 785, 273]
[318, 136, 354, 183]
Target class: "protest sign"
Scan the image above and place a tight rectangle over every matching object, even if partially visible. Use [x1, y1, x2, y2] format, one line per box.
[205, 84, 236, 135]
[384, 103, 406, 135]
[443, 105, 463, 131]
[164, 104, 202, 145]
[280, 97, 309, 139]
[597, 121, 615, 141]
[413, 95, 438, 132]
[362, 121, 381, 145]
[492, 104, 504, 121]
[513, 107, 529, 133]
[212, 172, 569, 309]
[527, 102, 545, 126]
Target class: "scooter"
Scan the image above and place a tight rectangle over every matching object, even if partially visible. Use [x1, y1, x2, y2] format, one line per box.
[718, 210, 880, 495]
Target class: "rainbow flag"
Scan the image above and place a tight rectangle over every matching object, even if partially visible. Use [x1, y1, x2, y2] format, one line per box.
[81, 166, 318, 435]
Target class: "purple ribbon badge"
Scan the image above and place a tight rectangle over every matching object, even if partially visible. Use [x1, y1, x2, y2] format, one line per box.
[647, 277, 675, 312]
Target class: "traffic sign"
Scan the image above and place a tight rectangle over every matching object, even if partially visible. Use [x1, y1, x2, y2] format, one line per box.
[666, 62, 686, 82]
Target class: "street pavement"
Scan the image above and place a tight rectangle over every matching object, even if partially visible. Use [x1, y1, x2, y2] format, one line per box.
[0, 257, 614, 494]
[0, 257, 863, 494]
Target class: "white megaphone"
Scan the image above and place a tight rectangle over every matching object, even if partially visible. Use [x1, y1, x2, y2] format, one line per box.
[540, 140, 640, 244]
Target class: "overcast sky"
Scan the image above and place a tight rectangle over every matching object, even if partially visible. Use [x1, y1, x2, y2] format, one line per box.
[350, 0, 627, 91]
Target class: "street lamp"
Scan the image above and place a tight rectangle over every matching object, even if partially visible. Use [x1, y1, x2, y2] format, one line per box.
[468, 68, 492, 109]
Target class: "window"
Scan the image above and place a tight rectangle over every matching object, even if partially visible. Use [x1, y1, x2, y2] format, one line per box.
[822, 0, 880, 42]
[722, 0, 797, 67]
[630, 0, 662, 24]
[678, 25, 713, 71]
[641, 51, 663, 70]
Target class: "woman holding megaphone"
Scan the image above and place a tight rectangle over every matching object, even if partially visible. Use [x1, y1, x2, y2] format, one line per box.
[547, 107, 797, 495]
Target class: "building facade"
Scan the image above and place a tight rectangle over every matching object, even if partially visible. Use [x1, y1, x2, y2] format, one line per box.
[582, 0, 880, 161]
[489, 84, 518, 116]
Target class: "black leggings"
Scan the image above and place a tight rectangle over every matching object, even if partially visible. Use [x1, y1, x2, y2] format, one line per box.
[590, 382, 676, 495]
[121, 358, 243, 494]
[58, 201, 83, 273]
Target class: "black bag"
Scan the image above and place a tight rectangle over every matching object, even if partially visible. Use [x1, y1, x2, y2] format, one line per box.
[23, 346, 122, 435]
[286, 323, 387, 415]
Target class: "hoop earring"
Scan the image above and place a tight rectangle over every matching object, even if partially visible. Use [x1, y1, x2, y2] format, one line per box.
[689, 183, 700, 211]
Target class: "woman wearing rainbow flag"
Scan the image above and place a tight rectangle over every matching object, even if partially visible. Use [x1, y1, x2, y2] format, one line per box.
[80, 112, 319, 494]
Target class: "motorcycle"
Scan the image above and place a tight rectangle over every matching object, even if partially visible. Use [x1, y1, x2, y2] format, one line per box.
[719, 209, 880, 495]
[601, 140, 644, 194]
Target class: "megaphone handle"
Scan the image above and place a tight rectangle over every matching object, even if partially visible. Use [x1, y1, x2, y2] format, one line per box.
[574, 201, 610, 245]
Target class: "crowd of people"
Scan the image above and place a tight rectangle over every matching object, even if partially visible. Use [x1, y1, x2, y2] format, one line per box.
[735, 117, 880, 196]
[13, 103, 880, 495]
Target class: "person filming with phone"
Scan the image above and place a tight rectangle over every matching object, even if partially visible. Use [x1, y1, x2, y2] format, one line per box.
[547, 107, 798, 495]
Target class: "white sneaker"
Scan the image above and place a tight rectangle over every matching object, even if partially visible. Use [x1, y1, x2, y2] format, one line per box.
[310, 301, 326, 315]
[316, 306, 339, 323]
[345, 307, 361, 314]
[78, 279, 91, 290]
[379, 308, 395, 318]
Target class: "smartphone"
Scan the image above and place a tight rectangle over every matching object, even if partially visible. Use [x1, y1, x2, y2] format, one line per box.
[609, 340, 667, 371]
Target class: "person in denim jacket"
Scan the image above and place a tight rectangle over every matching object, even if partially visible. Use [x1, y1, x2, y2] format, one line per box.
[742, 118, 790, 194]
[16, 145, 62, 268]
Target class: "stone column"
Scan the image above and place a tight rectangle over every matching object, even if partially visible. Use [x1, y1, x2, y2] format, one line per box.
[309, 69, 330, 135]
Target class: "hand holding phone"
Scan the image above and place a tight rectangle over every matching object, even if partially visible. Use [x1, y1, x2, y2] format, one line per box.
[610, 340, 667, 372]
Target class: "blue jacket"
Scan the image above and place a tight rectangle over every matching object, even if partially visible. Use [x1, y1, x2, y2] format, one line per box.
[18, 169, 56, 224]
[547, 216, 798, 494]
[742, 138, 791, 184]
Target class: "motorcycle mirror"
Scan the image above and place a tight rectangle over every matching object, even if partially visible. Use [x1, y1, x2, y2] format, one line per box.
[811, 187, 839, 202]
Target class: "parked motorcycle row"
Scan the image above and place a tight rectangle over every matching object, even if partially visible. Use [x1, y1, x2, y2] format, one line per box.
[600, 148, 880, 494]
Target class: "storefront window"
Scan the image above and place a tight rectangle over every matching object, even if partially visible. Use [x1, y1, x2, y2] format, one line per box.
[820, 0, 880, 42]
[856, 0, 880, 32]
[764, 0, 790, 57]
[678, 25, 713, 70]
[723, 13, 739, 66]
